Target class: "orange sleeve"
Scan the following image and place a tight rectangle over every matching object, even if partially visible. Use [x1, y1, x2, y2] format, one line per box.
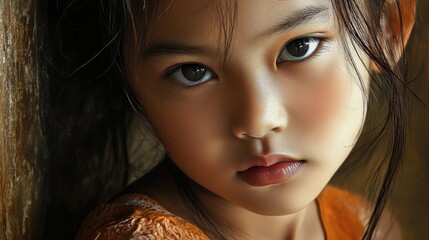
[75, 194, 210, 240]
[317, 186, 366, 240]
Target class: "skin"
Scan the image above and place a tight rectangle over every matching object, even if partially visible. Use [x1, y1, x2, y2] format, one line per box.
[125, 0, 374, 239]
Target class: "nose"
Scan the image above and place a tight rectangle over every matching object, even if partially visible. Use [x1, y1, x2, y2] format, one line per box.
[230, 72, 288, 140]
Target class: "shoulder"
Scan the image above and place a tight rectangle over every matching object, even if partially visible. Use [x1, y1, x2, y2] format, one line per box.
[75, 194, 209, 240]
[317, 185, 366, 239]
[318, 185, 401, 240]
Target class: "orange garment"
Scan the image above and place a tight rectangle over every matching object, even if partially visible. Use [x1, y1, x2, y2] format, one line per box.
[316, 186, 365, 239]
[76, 185, 364, 239]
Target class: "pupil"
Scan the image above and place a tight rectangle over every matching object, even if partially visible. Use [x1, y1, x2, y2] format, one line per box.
[182, 65, 206, 82]
[287, 38, 310, 57]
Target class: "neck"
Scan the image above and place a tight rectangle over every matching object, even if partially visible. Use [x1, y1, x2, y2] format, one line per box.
[193, 185, 325, 240]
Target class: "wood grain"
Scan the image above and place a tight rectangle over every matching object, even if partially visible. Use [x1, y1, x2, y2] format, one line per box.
[0, 0, 45, 239]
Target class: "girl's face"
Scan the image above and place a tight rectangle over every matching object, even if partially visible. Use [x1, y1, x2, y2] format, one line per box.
[127, 0, 370, 215]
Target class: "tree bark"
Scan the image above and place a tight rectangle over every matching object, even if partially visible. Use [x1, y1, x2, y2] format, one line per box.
[0, 0, 45, 239]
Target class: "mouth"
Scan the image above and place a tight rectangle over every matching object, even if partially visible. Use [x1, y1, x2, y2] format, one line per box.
[237, 154, 305, 187]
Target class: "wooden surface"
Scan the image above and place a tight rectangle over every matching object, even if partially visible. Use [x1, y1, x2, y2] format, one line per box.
[0, 0, 45, 239]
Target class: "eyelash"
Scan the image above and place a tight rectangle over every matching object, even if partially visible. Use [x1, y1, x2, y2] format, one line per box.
[277, 37, 330, 64]
[303, 38, 330, 61]
[162, 36, 331, 88]
[162, 63, 218, 89]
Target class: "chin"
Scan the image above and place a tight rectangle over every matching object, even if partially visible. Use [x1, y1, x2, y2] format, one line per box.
[232, 186, 319, 216]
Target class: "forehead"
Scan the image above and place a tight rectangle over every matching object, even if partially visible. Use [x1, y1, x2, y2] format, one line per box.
[146, 0, 333, 46]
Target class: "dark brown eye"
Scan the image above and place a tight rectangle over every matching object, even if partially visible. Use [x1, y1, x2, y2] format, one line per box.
[171, 64, 215, 86]
[181, 65, 207, 82]
[277, 37, 320, 62]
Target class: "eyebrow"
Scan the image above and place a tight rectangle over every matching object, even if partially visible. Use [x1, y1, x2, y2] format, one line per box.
[143, 5, 331, 59]
[255, 5, 331, 42]
[144, 43, 213, 58]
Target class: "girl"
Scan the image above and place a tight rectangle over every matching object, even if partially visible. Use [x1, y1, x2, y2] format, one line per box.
[46, 0, 419, 239]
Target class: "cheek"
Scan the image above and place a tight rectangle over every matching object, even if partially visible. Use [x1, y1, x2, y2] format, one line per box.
[138, 86, 238, 185]
[285, 53, 368, 156]
[134, 78, 228, 161]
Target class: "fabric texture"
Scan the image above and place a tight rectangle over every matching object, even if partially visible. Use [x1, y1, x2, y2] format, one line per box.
[316, 186, 365, 239]
[76, 185, 364, 239]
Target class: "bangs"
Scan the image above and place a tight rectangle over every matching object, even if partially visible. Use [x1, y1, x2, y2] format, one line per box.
[123, 0, 237, 67]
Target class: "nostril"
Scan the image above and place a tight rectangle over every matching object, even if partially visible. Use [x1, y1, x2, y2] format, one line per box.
[243, 133, 265, 139]
[231, 113, 288, 140]
[232, 129, 262, 140]
[230, 86, 288, 140]
[233, 130, 250, 140]
[232, 129, 267, 140]
[271, 125, 285, 133]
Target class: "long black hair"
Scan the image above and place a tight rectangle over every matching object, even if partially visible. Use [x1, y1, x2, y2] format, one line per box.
[45, 1, 130, 238]
[45, 0, 421, 239]
[329, 0, 421, 238]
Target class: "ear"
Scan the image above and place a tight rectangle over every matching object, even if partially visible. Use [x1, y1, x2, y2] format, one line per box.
[370, 0, 416, 72]
[389, 0, 416, 54]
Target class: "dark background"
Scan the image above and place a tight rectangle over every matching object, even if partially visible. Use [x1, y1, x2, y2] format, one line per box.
[338, 2, 428, 239]
[367, 2, 428, 239]
[391, 2, 429, 239]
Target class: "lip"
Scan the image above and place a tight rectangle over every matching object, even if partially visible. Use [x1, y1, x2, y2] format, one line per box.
[237, 154, 304, 187]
